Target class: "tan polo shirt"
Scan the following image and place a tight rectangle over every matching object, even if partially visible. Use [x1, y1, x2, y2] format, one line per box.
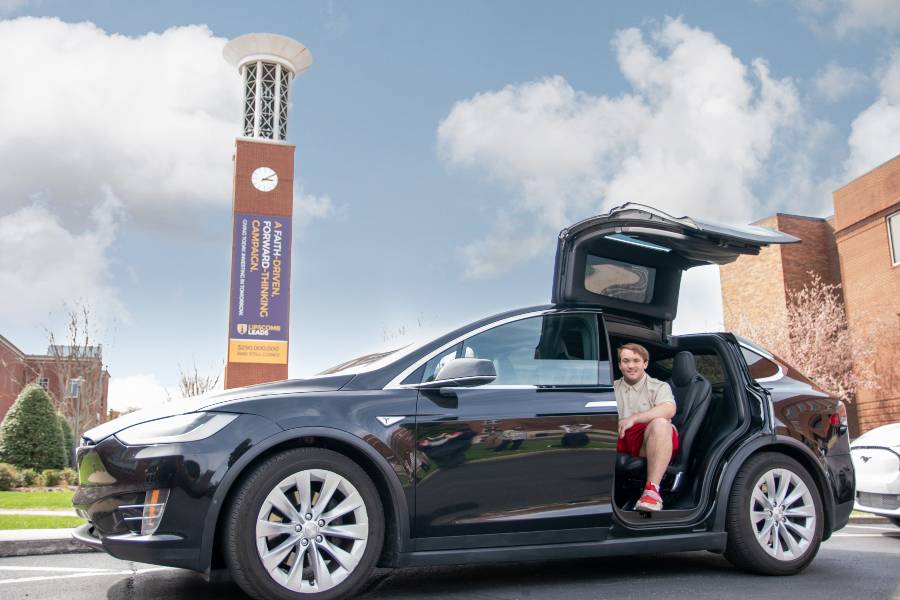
[614, 373, 675, 419]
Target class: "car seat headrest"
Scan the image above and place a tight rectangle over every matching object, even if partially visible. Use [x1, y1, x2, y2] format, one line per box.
[671, 351, 698, 387]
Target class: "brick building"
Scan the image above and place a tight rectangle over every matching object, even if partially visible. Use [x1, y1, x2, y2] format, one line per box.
[0, 334, 110, 435]
[721, 155, 900, 433]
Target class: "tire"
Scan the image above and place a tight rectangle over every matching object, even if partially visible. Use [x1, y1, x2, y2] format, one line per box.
[223, 448, 385, 600]
[724, 452, 823, 575]
[889, 517, 900, 528]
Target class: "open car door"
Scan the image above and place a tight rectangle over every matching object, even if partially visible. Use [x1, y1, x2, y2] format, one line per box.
[552, 203, 799, 338]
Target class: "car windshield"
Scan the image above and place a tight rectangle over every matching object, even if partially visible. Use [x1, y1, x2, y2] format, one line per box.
[317, 342, 422, 376]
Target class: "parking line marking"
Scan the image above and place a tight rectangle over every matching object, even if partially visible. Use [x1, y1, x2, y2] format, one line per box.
[0, 566, 112, 573]
[843, 525, 897, 531]
[0, 567, 172, 585]
[832, 533, 898, 537]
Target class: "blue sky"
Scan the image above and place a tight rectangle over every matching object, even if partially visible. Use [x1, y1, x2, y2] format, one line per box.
[0, 1, 898, 410]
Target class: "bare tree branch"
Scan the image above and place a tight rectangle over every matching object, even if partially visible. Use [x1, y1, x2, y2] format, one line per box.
[176, 360, 222, 398]
[728, 272, 882, 403]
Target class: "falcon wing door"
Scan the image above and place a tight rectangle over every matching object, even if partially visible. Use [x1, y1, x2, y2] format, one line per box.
[551, 203, 799, 337]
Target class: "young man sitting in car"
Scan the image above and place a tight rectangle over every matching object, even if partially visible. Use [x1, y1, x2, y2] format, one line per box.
[614, 342, 678, 511]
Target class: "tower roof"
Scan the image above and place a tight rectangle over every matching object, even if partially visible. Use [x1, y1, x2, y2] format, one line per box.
[223, 33, 312, 76]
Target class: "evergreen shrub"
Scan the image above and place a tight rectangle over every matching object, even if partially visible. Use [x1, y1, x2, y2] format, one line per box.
[16, 467, 39, 487]
[0, 463, 17, 491]
[0, 385, 67, 470]
[42, 469, 63, 486]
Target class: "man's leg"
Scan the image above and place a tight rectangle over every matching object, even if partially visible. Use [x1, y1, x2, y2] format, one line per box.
[641, 417, 674, 487]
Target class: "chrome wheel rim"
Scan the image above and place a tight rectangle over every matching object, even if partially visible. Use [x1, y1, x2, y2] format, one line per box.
[750, 468, 816, 561]
[255, 468, 369, 593]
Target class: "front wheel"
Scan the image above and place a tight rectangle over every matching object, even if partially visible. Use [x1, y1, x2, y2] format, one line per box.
[223, 448, 384, 599]
[724, 452, 823, 575]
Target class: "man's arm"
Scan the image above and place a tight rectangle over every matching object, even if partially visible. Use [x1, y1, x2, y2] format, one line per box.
[617, 401, 676, 437]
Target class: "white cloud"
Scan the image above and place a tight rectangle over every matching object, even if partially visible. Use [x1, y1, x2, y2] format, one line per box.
[0, 17, 241, 225]
[672, 265, 725, 334]
[437, 18, 801, 279]
[107, 373, 171, 413]
[814, 62, 869, 101]
[795, 0, 900, 37]
[0, 189, 128, 323]
[845, 51, 900, 179]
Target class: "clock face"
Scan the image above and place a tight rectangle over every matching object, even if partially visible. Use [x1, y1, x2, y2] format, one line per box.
[251, 166, 278, 192]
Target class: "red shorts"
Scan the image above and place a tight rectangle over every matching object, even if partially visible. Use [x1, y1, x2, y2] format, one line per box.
[617, 422, 678, 458]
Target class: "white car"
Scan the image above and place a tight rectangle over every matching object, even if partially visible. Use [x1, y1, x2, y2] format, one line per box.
[851, 422, 900, 526]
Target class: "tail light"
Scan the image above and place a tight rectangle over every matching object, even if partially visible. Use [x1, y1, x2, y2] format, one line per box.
[830, 402, 848, 433]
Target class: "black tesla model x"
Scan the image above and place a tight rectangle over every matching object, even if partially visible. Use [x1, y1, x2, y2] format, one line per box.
[73, 204, 855, 599]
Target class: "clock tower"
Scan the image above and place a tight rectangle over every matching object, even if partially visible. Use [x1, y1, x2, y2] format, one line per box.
[222, 33, 312, 389]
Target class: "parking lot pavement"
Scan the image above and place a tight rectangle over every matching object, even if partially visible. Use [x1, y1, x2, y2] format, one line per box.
[0, 524, 897, 600]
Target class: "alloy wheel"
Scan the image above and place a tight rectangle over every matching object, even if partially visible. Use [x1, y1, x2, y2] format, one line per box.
[749, 467, 817, 561]
[255, 468, 369, 593]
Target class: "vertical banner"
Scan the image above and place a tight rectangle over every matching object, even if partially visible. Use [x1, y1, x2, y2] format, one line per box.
[228, 213, 292, 364]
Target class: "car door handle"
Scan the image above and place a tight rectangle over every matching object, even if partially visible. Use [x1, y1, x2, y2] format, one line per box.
[584, 400, 616, 409]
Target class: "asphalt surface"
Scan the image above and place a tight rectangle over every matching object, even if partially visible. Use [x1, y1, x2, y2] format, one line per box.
[0, 524, 897, 599]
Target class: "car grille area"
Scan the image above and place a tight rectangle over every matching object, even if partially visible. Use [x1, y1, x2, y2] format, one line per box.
[857, 492, 900, 510]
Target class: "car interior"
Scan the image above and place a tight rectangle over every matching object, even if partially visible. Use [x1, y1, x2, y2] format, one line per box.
[607, 323, 744, 521]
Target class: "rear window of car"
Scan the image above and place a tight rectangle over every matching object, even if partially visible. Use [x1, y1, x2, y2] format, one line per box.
[740, 347, 780, 380]
[584, 255, 655, 304]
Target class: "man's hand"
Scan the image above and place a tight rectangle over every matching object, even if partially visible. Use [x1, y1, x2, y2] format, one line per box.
[618, 416, 636, 438]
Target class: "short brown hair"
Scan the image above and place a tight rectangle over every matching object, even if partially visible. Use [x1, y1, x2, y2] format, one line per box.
[617, 343, 649, 362]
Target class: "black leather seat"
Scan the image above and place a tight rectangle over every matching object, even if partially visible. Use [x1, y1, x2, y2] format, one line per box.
[615, 351, 712, 493]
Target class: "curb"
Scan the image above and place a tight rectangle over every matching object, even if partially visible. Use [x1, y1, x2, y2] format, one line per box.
[848, 516, 893, 525]
[0, 536, 98, 558]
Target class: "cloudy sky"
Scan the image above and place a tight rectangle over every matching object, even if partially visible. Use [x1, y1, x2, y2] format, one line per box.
[0, 1, 897, 411]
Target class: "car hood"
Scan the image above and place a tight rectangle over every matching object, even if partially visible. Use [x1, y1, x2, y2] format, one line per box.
[82, 374, 355, 443]
[851, 422, 900, 449]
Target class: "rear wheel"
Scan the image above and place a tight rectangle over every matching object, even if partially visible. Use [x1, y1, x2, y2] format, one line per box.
[224, 448, 384, 599]
[724, 452, 823, 575]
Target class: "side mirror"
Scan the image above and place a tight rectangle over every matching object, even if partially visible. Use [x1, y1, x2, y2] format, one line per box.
[413, 358, 497, 389]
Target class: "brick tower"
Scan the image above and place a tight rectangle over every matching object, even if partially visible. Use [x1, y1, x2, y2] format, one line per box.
[222, 33, 312, 389]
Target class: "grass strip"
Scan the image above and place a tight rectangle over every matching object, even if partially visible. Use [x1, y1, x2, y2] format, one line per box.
[0, 490, 75, 510]
[0, 514, 84, 530]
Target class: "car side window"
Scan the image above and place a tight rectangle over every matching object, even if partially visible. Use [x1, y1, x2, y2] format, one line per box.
[740, 347, 780, 380]
[460, 314, 610, 386]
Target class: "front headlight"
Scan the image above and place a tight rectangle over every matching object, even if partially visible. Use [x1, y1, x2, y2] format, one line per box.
[115, 412, 237, 445]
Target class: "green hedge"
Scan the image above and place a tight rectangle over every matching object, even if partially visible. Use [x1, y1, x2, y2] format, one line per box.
[0, 463, 16, 491]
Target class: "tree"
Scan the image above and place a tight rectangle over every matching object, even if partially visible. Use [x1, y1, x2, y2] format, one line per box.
[45, 303, 108, 438]
[57, 413, 75, 468]
[175, 360, 222, 398]
[0, 385, 67, 470]
[729, 273, 880, 403]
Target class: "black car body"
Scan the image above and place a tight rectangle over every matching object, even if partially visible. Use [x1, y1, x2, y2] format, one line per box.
[73, 204, 854, 599]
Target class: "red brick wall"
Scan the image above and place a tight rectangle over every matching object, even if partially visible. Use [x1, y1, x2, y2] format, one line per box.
[0, 340, 28, 422]
[833, 156, 900, 433]
[720, 216, 789, 335]
[776, 215, 843, 297]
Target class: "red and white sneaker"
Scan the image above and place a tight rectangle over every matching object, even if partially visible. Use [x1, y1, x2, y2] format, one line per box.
[635, 482, 663, 512]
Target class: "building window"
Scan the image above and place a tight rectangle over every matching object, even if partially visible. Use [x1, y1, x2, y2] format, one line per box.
[888, 211, 900, 266]
[66, 377, 82, 399]
[37, 377, 49, 391]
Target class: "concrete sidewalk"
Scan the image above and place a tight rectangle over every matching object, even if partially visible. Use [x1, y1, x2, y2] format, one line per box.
[0, 514, 891, 559]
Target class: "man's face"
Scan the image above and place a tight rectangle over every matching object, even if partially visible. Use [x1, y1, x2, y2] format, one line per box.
[619, 348, 648, 383]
